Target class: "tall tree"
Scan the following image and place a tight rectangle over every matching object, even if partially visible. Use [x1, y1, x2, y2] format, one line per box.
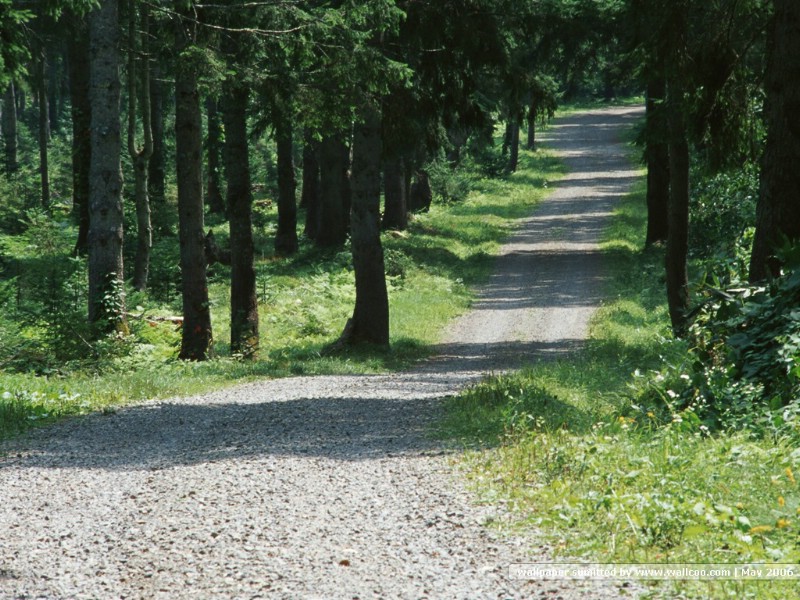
[175, 3, 212, 359]
[644, 75, 669, 246]
[87, 0, 126, 330]
[301, 133, 321, 239]
[339, 102, 389, 347]
[1, 82, 17, 174]
[205, 96, 225, 214]
[67, 9, 91, 255]
[127, 0, 154, 291]
[750, 0, 800, 282]
[274, 96, 298, 255]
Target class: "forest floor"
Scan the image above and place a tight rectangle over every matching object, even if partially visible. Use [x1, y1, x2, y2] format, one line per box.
[0, 106, 646, 599]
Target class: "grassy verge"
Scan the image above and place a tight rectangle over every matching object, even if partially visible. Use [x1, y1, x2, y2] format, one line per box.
[441, 180, 800, 600]
[0, 147, 564, 440]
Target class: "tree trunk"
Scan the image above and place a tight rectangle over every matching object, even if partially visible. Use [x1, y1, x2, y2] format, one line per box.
[645, 76, 670, 246]
[175, 10, 212, 360]
[508, 119, 520, 173]
[526, 99, 536, 150]
[36, 48, 51, 209]
[342, 103, 389, 347]
[301, 132, 321, 240]
[222, 85, 259, 356]
[205, 96, 225, 214]
[274, 107, 298, 255]
[2, 82, 18, 174]
[750, 0, 800, 282]
[316, 134, 349, 247]
[666, 98, 691, 336]
[67, 11, 91, 256]
[382, 155, 407, 230]
[128, 0, 153, 292]
[88, 0, 126, 331]
[149, 62, 167, 233]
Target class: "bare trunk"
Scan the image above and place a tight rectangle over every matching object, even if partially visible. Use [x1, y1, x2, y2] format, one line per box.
[149, 62, 167, 232]
[301, 132, 321, 240]
[223, 86, 258, 356]
[67, 11, 91, 256]
[205, 96, 225, 214]
[2, 82, 18, 174]
[316, 134, 349, 247]
[88, 0, 126, 331]
[750, 0, 800, 282]
[343, 103, 389, 347]
[274, 107, 298, 255]
[175, 10, 212, 359]
[508, 120, 520, 173]
[526, 98, 536, 150]
[666, 97, 690, 336]
[382, 155, 407, 230]
[128, 0, 153, 291]
[37, 48, 50, 209]
[645, 76, 670, 246]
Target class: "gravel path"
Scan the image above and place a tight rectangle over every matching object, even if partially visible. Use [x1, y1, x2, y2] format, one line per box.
[1, 106, 644, 600]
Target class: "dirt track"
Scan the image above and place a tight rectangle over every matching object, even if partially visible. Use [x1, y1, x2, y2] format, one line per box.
[0, 106, 644, 599]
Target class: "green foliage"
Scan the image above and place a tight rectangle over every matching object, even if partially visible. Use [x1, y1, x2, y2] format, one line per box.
[442, 183, 800, 599]
[425, 157, 473, 205]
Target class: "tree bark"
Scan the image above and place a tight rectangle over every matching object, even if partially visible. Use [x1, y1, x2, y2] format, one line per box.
[175, 10, 212, 359]
[645, 76, 670, 246]
[205, 96, 225, 214]
[36, 47, 51, 209]
[382, 155, 407, 230]
[316, 134, 349, 247]
[508, 120, 520, 173]
[88, 0, 126, 330]
[67, 11, 91, 256]
[666, 97, 691, 336]
[148, 62, 167, 232]
[274, 105, 298, 255]
[2, 82, 18, 174]
[344, 103, 389, 347]
[750, 0, 800, 282]
[526, 99, 536, 150]
[222, 85, 259, 356]
[127, 0, 153, 292]
[301, 132, 321, 240]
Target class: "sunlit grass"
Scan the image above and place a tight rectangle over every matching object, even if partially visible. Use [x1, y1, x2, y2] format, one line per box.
[1, 146, 565, 439]
[441, 180, 800, 599]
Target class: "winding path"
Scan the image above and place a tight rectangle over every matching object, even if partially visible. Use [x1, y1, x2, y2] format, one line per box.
[0, 106, 643, 599]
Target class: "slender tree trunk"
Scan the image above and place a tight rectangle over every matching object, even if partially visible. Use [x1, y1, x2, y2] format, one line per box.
[316, 134, 348, 247]
[645, 76, 670, 246]
[223, 85, 258, 356]
[205, 96, 225, 214]
[88, 0, 126, 331]
[666, 96, 691, 336]
[382, 155, 407, 230]
[750, 0, 800, 282]
[47, 46, 61, 134]
[36, 48, 51, 209]
[527, 98, 536, 150]
[149, 62, 167, 232]
[342, 103, 389, 347]
[175, 11, 212, 360]
[128, 0, 153, 292]
[508, 119, 520, 172]
[301, 132, 321, 240]
[274, 106, 298, 255]
[67, 11, 91, 256]
[2, 82, 18, 174]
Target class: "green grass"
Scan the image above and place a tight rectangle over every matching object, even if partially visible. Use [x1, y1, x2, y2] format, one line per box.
[440, 180, 800, 600]
[0, 146, 565, 440]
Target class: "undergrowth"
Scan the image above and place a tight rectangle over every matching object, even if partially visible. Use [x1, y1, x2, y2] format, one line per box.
[0, 139, 564, 439]
[441, 179, 800, 600]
